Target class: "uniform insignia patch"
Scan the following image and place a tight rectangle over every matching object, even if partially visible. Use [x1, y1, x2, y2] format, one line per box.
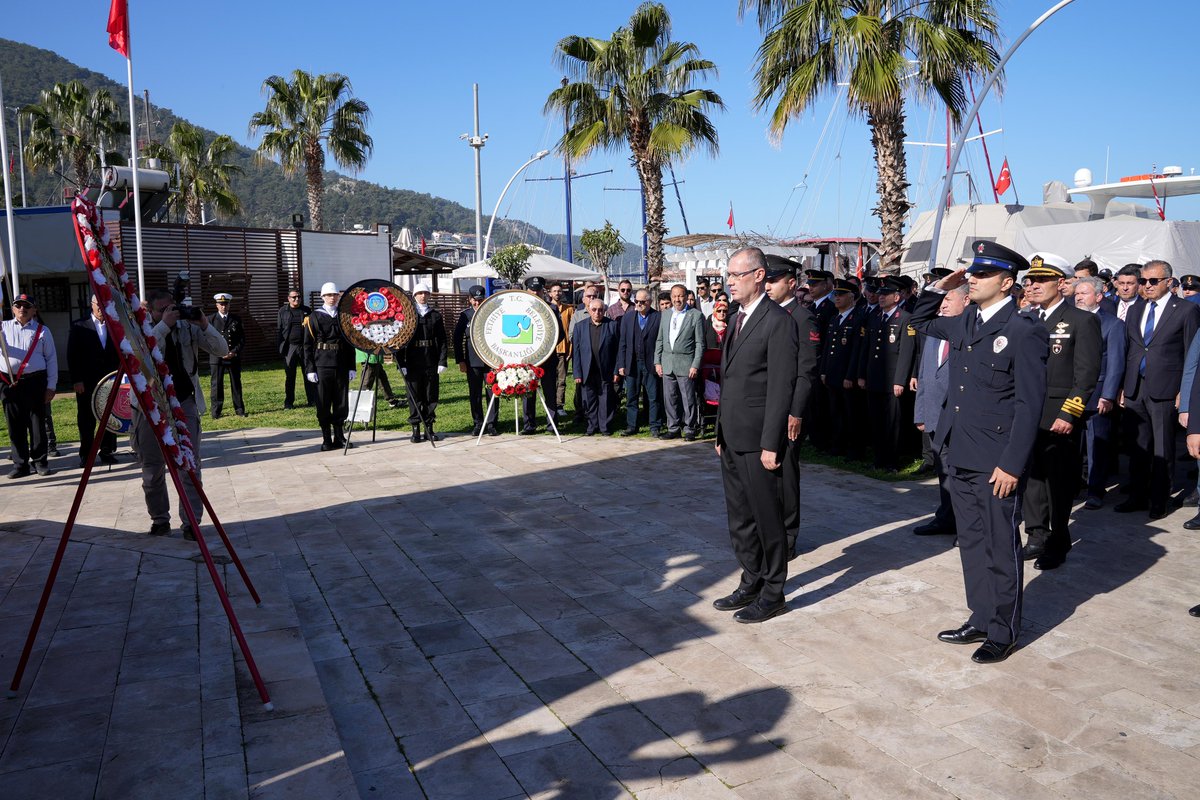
[888, 333, 896, 344]
[1051, 343, 1062, 355]
[993, 336, 1008, 353]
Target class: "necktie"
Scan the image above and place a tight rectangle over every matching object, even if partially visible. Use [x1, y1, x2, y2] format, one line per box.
[1038, 309, 1047, 323]
[939, 339, 949, 367]
[730, 311, 746, 346]
[1139, 301, 1156, 375]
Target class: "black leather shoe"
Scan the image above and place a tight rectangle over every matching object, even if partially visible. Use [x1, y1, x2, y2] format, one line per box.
[734, 598, 787, 624]
[913, 521, 955, 536]
[621, 428, 638, 436]
[1083, 495, 1104, 510]
[181, 524, 196, 541]
[1114, 498, 1149, 513]
[1183, 512, 1200, 530]
[971, 639, 1016, 664]
[1149, 506, 1168, 521]
[658, 430, 680, 440]
[471, 424, 483, 437]
[585, 430, 596, 437]
[519, 427, 537, 436]
[1034, 553, 1066, 571]
[148, 521, 171, 537]
[1020, 544, 1045, 561]
[34, 464, 52, 476]
[485, 425, 500, 437]
[712, 589, 758, 611]
[98, 452, 119, 465]
[683, 432, 697, 442]
[320, 441, 335, 452]
[1189, 604, 1200, 617]
[938, 624, 988, 645]
[425, 427, 440, 442]
[1179, 489, 1200, 506]
[411, 427, 425, 443]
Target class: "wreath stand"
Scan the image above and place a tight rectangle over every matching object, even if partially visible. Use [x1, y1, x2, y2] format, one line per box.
[475, 386, 561, 446]
[8, 367, 274, 708]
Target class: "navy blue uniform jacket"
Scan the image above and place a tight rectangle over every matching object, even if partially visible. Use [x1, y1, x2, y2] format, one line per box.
[616, 310, 661, 374]
[910, 292, 1048, 476]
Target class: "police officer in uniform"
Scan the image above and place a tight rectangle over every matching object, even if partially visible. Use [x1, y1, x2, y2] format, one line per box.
[856, 275, 909, 470]
[397, 281, 448, 442]
[208, 293, 246, 418]
[303, 282, 356, 451]
[820, 279, 865, 458]
[910, 242, 1048, 664]
[454, 285, 499, 436]
[1019, 253, 1101, 570]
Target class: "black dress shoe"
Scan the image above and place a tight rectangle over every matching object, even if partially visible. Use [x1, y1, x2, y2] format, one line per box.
[320, 441, 335, 452]
[98, 452, 119, 465]
[913, 521, 955, 536]
[938, 624, 988, 645]
[712, 588, 758, 611]
[235, 410, 247, 417]
[471, 424, 483, 437]
[1034, 552, 1066, 571]
[1083, 495, 1104, 510]
[34, 464, 52, 476]
[1149, 506, 1168, 521]
[1114, 498, 1149, 513]
[425, 427, 440, 442]
[971, 639, 1016, 664]
[683, 433, 697, 442]
[585, 430, 596, 436]
[1183, 513, 1200, 530]
[1180, 489, 1200, 506]
[621, 428, 638, 436]
[658, 430, 680, 440]
[1189, 604, 1200, 617]
[519, 427, 537, 436]
[411, 427, 425, 443]
[485, 425, 500, 437]
[148, 521, 171, 537]
[734, 598, 787, 624]
[1020, 544, 1045, 562]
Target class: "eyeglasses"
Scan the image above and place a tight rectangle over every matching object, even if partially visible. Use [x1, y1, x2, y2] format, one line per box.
[619, 287, 631, 293]
[635, 299, 648, 304]
[1137, 277, 1167, 286]
[714, 309, 727, 314]
[288, 295, 300, 299]
[727, 267, 760, 279]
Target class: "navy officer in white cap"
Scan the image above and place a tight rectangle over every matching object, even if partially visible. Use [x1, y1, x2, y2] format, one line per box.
[208, 292, 245, 418]
[909, 241, 1048, 664]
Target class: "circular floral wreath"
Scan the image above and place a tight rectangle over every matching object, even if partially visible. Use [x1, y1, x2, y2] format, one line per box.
[486, 363, 545, 397]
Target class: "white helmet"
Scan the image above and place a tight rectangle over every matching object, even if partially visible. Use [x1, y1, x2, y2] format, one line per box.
[320, 282, 339, 295]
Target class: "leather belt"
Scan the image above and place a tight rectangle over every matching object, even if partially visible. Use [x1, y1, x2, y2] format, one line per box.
[413, 339, 434, 347]
[316, 342, 340, 350]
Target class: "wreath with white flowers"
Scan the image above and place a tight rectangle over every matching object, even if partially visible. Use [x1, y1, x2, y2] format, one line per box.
[70, 195, 196, 472]
[485, 363, 545, 397]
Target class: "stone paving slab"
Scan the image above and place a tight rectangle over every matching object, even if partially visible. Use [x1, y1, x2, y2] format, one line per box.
[1, 425, 1199, 798]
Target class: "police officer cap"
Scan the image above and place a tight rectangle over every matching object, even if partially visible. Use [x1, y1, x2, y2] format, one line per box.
[967, 241, 1028, 275]
[320, 282, 339, 295]
[830, 278, 860, 296]
[1182, 274, 1200, 291]
[11, 292, 35, 306]
[931, 266, 953, 278]
[1098, 268, 1113, 280]
[213, 292, 233, 302]
[764, 255, 799, 280]
[1025, 252, 1073, 279]
[524, 276, 545, 291]
[876, 276, 905, 294]
[468, 284, 486, 300]
[804, 269, 834, 282]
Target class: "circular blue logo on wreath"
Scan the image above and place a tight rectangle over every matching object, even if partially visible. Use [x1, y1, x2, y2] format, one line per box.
[364, 292, 389, 314]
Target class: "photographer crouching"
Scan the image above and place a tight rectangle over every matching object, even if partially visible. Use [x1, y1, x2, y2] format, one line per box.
[132, 289, 228, 539]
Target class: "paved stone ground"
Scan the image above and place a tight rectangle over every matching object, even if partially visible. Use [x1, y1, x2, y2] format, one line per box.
[0, 426, 1198, 799]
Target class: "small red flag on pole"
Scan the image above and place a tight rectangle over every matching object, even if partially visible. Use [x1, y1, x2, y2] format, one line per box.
[107, 0, 130, 57]
[994, 158, 1012, 196]
[726, 203, 734, 230]
[856, 240, 864, 281]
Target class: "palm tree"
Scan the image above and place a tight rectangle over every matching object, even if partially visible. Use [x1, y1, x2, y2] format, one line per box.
[248, 70, 373, 230]
[23, 80, 128, 190]
[149, 121, 243, 224]
[546, 2, 723, 280]
[742, 0, 1002, 271]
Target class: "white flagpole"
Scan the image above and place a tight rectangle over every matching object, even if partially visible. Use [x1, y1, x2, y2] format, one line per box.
[122, 2, 145, 296]
[0, 70, 20, 297]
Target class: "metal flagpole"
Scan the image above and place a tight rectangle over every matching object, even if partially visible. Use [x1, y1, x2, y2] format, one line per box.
[123, 3, 146, 296]
[0, 71, 21, 296]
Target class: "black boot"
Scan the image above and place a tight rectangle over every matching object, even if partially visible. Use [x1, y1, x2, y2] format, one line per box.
[425, 424, 440, 442]
[411, 425, 425, 443]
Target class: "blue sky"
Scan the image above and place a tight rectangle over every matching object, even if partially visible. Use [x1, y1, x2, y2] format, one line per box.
[6, 1, 1200, 249]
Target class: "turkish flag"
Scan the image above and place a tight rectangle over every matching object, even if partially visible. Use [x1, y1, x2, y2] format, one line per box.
[727, 204, 734, 230]
[994, 158, 1012, 196]
[107, 0, 130, 57]
[420, 237, 427, 255]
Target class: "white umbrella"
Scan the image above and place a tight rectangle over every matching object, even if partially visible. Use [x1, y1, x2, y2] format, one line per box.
[450, 251, 602, 282]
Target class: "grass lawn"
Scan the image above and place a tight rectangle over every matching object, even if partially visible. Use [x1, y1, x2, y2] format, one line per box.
[10, 363, 924, 482]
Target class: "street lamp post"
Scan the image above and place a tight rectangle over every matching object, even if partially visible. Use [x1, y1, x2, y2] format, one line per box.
[461, 84, 488, 262]
[482, 150, 551, 258]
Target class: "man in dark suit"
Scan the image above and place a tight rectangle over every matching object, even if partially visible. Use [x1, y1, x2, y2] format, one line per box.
[67, 294, 121, 466]
[1184, 384, 1200, 615]
[454, 285, 499, 437]
[1018, 254, 1101, 571]
[1117, 259, 1200, 518]
[855, 276, 909, 470]
[277, 289, 316, 409]
[819, 281, 865, 458]
[573, 299, 620, 435]
[907, 285, 970, 537]
[208, 292, 245, 418]
[764, 257, 818, 559]
[910, 242, 1048, 664]
[1074, 276, 1126, 509]
[616, 288, 663, 436]
[712, 247, 798, 624]
[803, 269, 837, 452]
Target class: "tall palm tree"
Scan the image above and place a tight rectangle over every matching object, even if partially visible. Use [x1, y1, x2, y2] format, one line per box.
[742, 0, 1002, 271]
[148, 121, 243, 224]
[248, 70, 372, 231]
[546, 2, 723, 280]
[23, 80, 128, 190]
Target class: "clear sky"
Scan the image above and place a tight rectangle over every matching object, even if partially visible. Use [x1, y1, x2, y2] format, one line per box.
[5, 1, 1200, 250]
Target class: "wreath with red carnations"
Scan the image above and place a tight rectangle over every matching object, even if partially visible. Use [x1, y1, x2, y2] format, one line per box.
[485, 363, 545, 397]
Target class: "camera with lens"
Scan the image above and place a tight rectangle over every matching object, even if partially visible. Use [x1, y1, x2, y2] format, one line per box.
[171, 270, 204, 321]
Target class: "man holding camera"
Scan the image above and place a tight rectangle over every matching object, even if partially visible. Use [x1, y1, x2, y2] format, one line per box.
[133, 289, 228, 539]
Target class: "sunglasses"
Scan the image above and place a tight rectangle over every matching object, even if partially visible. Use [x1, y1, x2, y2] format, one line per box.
[635, 299, 648, 304]
[619, 287, 631, 292]
[13, 303, 32, 309]
[1137, 277, 1167, 286]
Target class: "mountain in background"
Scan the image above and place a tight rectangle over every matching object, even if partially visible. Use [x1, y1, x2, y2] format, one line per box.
[0, 38, 644, 272]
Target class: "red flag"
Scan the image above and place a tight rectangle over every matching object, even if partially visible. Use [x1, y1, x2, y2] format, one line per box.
[726, 203, 734, 230]
[107, 0, 130, 58]
[994, 158, 1012, 196]
[420, 236, 427, 255]
[856, 241, 864, 281]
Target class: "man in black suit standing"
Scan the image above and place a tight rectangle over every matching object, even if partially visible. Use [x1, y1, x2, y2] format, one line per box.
[910, 242, 1048, 664]
[712, 247, 798, 624]
[573, 299, 620, 435]
[277, 289, 316, 409]
[856, 276, 909, 471]
[616, 288, 663, 436]
[1074, 276, 1126, 509]
[67, 294, 121, 467]
[1019, 253, 1101, 571]
[820, 280, 866, 458]
[1118, 259, 1200, 518]
[209, 292, 246, 418]
[454, 285, 499, 437]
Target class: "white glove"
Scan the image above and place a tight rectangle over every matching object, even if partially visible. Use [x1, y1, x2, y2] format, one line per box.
[349, 370, 356, 382]
[306, 372, 318, 383]
[437, 365, 446, 375]
[400, 367, 408, 376]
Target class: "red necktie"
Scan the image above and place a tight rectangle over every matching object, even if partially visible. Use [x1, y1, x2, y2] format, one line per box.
[939, 339, 949, 366]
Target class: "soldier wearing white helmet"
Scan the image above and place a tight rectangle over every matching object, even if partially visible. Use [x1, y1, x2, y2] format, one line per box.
[396, 281, 447, 443]
[303, 282, 356, 451]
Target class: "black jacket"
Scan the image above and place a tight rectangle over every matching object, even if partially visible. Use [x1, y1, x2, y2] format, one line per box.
[66, 317, 119, 388]
[780, 300, 818, 419]
[617, 309, 661, 373]
[855, 305, 909, 392]
[277, 303, 311, 355]
[716, 298, 798, 455]
[1122, 295, 1200, 401]
[1027, 302, 1101, 429]
[820, 306, 864, 384]
[397, 307, 448, 370]
[209, 312, 245, 364]
[453, 306, 488, 369]
[303, 309, 354, 373]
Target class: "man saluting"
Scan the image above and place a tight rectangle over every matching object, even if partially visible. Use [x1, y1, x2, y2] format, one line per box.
[909, 242, 1048, 664]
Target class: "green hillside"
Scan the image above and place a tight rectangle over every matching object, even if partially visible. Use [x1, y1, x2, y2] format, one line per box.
[0, 38, 643, 270]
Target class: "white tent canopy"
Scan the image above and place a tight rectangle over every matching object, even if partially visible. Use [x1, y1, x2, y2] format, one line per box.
[1011, 217, 1200, 273]
[451, 251, 602, 282]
